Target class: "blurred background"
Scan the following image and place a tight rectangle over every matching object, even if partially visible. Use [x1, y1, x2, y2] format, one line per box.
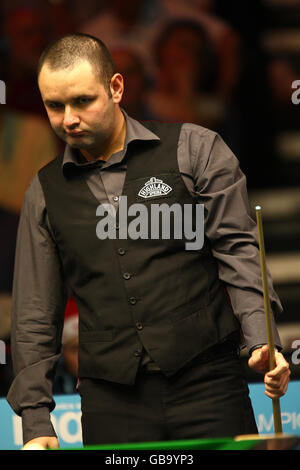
[0, 0, 300, 398]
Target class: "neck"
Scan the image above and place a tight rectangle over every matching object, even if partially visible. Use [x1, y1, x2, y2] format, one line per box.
[81, 108, 126, 162]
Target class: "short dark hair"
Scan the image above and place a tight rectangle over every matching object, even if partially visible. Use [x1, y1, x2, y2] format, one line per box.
[37, 33, 116, 93]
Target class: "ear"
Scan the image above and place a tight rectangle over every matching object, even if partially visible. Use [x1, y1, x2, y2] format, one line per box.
[110, 73, 124, 103]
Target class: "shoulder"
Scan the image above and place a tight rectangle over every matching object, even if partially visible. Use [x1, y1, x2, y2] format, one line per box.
[177, 123, 219, 174]
[21, 174, 46, 218]
[179, 123, 218, 149]
[38, 153, 64, 174]
[142, 120, 218, 150]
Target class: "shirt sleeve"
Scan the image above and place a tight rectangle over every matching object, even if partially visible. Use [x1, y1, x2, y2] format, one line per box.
[6, 175, 68, 444]
[185, 126, 282, 352]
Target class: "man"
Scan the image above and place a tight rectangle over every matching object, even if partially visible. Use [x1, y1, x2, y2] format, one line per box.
[7, 33, 290, 449]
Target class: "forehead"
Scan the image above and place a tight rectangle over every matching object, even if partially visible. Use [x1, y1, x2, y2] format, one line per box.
[38, 60, 102, 99]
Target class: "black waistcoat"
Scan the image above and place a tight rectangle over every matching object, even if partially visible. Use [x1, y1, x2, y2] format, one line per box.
[38, 121, 240, 385]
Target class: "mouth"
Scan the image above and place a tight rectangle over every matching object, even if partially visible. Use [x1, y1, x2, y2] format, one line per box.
[65, 131, 87, 137]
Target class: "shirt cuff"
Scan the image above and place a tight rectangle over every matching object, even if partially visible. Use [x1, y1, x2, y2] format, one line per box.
[239, 310, 282, 355]
[248, 344, 266, 356]
[248, 343, 282, 356]
[22, 407, 57, 445]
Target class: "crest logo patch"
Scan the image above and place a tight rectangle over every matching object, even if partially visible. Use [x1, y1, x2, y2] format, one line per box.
[138, 177, 172, 199]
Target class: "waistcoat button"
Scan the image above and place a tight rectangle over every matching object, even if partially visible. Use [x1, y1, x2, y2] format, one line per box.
[129, 297, 137, 305]
[118, 248, 126, 255]
[123, 272, 131, 280]
[136, 322, 143, 330]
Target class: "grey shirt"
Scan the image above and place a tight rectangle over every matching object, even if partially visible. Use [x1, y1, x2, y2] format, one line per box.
[7, 111, 282, 444]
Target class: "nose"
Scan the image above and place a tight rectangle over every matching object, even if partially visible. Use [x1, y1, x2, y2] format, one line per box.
[63, 106, 80, 129]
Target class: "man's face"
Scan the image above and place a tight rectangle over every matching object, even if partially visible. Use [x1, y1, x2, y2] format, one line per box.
[38, 60, 121, 155]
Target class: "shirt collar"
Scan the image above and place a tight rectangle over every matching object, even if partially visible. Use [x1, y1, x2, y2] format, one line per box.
[62, 109, 160, 173]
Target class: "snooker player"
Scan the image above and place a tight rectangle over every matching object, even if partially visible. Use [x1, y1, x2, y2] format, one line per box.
[7, 33, 290, 449]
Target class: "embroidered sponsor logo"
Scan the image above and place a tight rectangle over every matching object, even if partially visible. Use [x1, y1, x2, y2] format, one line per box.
[138, 177, 172, 199]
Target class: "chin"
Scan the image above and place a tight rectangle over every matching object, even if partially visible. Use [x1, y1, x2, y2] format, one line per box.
[67, 138, 92, 150]
[68, 141, 82, 148]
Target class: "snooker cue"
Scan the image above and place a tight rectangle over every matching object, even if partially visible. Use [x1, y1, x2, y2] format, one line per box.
[255, 205, 283, 434]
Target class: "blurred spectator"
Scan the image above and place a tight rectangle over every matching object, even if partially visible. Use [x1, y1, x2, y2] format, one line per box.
[1, 2, 75, 115]
[79, 0, 148, 44]
[2, 5, 51, 115]
[154, 0, 242, 102]
[145, 20, 223, 127]
[79, 0, 155, 79]
[53, 297, 78, 395]
[79, 0, 242, 144]
[80, 0, 241, 95]
[0, 106, 60, 214]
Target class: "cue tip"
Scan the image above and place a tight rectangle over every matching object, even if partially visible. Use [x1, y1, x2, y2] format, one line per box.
[255, 205, 262, 211]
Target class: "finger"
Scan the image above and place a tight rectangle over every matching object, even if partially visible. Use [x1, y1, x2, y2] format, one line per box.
[265, 377, 290, 396]
[265, 368, 290, 385]
[266, 368, 283, 380]
[265, 372, 290, 397]
[261, 344, 269, 355]
[264, 377, 281, 390]
[264, 383, 286, 398]
[249, 347, 269, 371]
[259, 345, 269, 362]
[264, 389, 281, 399]
[267, 355, 290, 378]
[265, 387, 286, 399]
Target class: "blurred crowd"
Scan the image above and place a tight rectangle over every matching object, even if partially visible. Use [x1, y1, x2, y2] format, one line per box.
[1, 0, 300, 396]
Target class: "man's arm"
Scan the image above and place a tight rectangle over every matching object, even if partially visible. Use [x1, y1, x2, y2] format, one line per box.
[189, 128, 282, 352]
[184, 127, 289, 397]
[6, 175, 68, 446]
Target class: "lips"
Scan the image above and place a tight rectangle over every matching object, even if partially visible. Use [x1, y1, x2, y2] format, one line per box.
[67, 132, 84, 136]
[65, 130, 87, 137]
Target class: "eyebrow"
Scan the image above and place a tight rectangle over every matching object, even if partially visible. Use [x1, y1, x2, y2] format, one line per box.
[44, 94, 97, 105]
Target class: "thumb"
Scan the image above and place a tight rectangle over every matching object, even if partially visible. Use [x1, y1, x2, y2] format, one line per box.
[259, 344, 269, 362]
[248, 344, 269, 372]
[251, 344, 268, 364]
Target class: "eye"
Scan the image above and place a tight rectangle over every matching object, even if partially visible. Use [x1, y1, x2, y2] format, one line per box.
[47, 102, 64, 110]
[77, 97, 92, 105]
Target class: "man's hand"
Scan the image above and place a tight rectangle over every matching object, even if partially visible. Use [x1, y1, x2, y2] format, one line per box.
[22, 436, 59, 450]
[248, 345, 290, 398]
